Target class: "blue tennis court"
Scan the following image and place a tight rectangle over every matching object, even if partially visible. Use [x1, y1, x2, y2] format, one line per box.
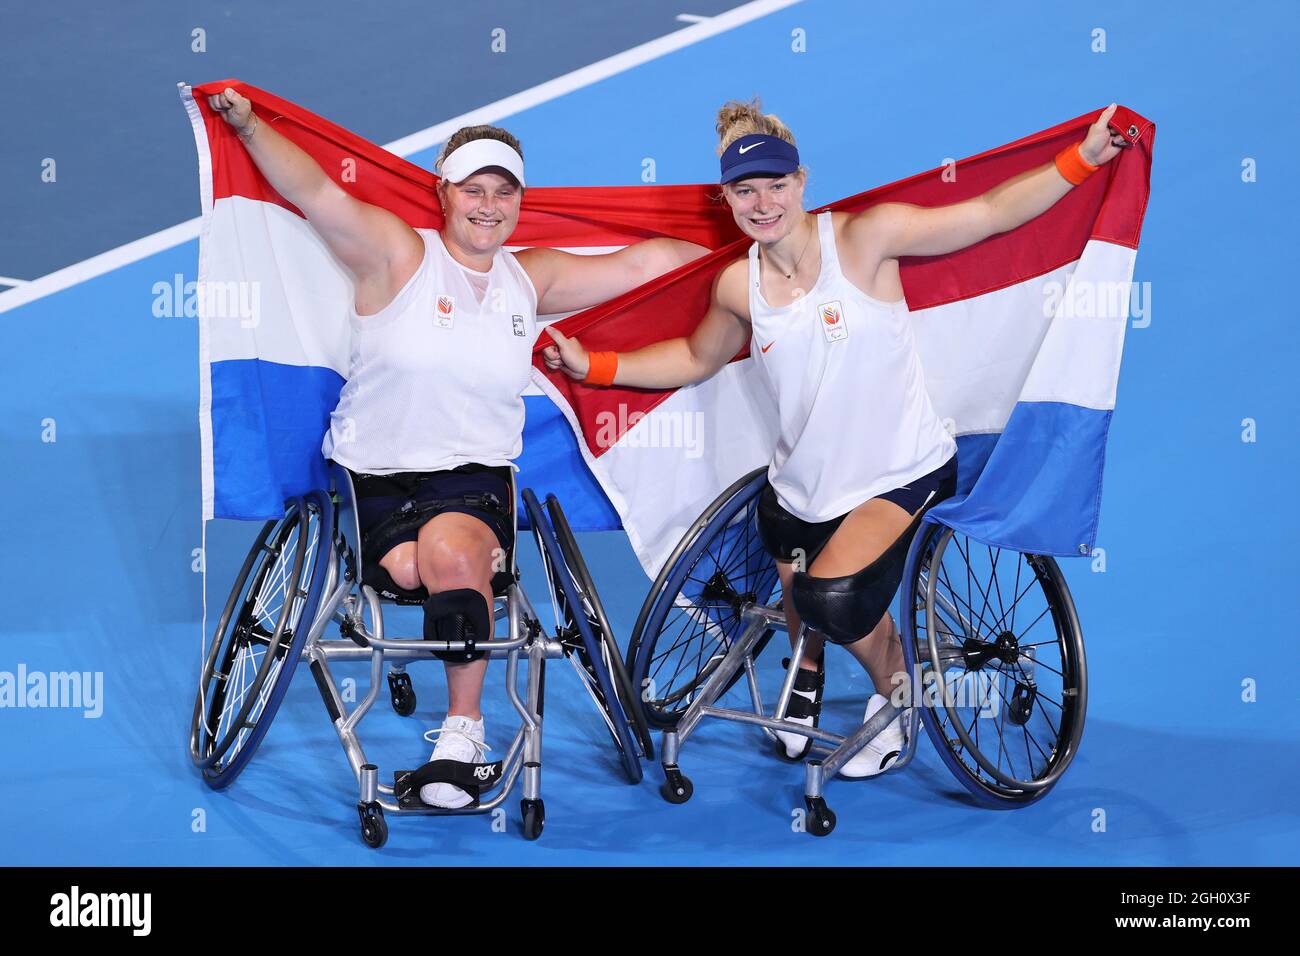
[1, 0, 1297, 866]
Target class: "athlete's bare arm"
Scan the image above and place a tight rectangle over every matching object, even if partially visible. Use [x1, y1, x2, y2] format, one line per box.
[541, 258, 751, 388]
[516, 239, 708, 316]
[841, 104, 1128, 278]
[208, 87, 422, 314]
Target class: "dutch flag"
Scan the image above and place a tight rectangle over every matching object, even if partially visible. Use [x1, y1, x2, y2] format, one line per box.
[181, 80, 1154, 578]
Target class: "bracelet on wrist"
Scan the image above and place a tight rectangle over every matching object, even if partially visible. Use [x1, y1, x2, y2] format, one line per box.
[238, 115, 259, 144]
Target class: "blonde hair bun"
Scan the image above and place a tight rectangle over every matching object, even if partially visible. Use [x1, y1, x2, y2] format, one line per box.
[715, 98, 796, 156]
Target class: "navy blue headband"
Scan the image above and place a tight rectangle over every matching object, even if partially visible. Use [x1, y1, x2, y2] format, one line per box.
[719, 133, 800, 184]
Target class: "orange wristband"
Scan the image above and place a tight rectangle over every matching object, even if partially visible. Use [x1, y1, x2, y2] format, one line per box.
[1054, 142, 1100, 186]
[585, 350, 619, 386]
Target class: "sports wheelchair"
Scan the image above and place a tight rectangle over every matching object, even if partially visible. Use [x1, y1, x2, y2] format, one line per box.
[189, 461, 652, 846]
[624, 467, 1088, 836]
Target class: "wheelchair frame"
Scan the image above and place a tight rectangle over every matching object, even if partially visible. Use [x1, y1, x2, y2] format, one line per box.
[629, 467, 1088, 836]
[191, 461, 645, 846]
[310, 463, 559, 845]
[654, 585, 920, 836]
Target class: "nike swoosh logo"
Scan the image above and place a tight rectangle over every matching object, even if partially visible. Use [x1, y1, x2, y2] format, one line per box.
[738, 141, 765, 154]
[760, 341, 775, 352]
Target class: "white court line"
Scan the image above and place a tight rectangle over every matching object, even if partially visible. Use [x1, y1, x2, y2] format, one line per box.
[0, 276, 31, 286]
[0, 0, 801, 316]
[676, 14, 712, 23]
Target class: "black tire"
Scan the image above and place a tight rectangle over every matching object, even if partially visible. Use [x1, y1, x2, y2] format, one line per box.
[359, 803, 388, 848]
[899, 519, 1087, 808]
[546, 494, 655, 761]
[660, 766, 693, 804]
[523, 489, 643, 783]
[387, 670, 416, 717]
[804, 796, 836, 837]
[190, 492, 334, 789]
[520, 799, 545, 840]
[626, 469, 779, 727]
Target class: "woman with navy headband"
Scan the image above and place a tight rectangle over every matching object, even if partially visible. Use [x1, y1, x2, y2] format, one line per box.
[543, 98, 1126, 776]
[207, 88, 707, 808]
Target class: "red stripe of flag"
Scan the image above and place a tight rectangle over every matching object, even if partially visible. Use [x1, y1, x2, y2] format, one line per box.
[531, 105, 1154, 457]
[191, 79, 743, 249]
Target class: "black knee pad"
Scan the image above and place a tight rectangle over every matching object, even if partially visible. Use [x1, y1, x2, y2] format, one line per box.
[362, 562, 427, 605]
[423, 588, 491, 663]
[791, 513, 924, 645]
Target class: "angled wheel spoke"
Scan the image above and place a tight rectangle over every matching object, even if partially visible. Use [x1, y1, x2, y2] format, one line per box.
[632, 476, 777, 722]
[195, 498, 326, 782]
[910, 524, 1085, 801]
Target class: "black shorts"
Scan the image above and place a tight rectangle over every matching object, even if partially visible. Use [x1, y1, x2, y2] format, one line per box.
[345, 462, 516, 596]
[756, 452, 958, 565]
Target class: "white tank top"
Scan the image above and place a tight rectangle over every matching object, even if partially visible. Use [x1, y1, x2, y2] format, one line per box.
[322, 228, 539, 474]
[748, 211, 956, 523]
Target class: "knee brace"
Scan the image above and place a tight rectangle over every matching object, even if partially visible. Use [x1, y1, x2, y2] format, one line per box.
[790, 513, 923, 646]
[362, 562, 427, 605]
[423, 588, 491, 663]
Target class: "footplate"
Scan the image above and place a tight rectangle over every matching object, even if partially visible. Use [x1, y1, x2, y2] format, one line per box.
[393, 759, 506, 809]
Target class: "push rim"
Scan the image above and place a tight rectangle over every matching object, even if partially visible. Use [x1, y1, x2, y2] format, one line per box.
[523, 489, 643, 783]
[628, 469, 779, 727]
[190, 492, 332, 786]
[545, 495, 655, 760]
[907, 520, 1086, 803]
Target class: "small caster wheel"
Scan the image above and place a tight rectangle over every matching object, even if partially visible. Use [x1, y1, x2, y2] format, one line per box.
[520, 798, 545, 840]
[358, 802, 388, 848]
[804, 796, 836, 837]
[660, 765, 693, 804]
[1006, 682, 1035, 726]
[387, 671, 416, 716]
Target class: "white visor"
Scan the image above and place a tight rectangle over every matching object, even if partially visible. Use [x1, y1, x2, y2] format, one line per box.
[438, 139, 526, 188]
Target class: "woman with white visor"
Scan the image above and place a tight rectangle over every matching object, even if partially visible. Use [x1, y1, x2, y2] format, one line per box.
[209, 88, 708, 808]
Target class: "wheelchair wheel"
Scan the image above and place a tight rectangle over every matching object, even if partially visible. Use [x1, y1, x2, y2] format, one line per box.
[626, 468, 779, 728]
[546, 494, 656, 761]
[899, 518, 1087, 808]
[523, 489, 645, 784]
[190, 491, 334, 789]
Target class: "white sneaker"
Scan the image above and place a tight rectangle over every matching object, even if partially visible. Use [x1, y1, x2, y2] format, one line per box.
[775, 715, 814, 759]
[838, 693, 905, 778]
[775, 658, 824, 760]
[420, 715, 490, 809]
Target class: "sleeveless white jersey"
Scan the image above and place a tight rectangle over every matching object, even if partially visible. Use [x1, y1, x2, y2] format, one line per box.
[748, 211, 956, 523]
[322, 228, 539, 474]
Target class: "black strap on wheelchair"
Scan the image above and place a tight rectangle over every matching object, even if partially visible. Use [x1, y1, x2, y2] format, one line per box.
[393, 759, 506, 809]
[781, 656, 825, 720]
[785, 692, 820, 720]
[361, 491, 510, 570]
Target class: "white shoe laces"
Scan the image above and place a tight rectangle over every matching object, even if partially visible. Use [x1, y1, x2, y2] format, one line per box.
[423, 725, 491, 763]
